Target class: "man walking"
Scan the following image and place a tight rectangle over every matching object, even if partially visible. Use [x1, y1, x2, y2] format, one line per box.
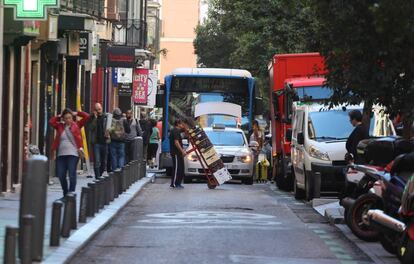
[140, 112, 153, 161]
[125, 109, 143, 163]
[108, 108, 130, 171]
[89, 103, 109, 178]
[346, 109, 369, 163]
[169, 119, 187, 188]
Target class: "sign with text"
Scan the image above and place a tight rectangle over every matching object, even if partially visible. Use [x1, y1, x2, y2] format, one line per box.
[118, 83, 133, 96]
[146, 70, 158, 107]
[106, 46, 135, 68]
[133, 68, 149, 105]
[79, 32, 91, 60]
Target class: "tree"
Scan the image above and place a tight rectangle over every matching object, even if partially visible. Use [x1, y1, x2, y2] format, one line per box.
[312, 0, 414, 138]
[194, 0, 319, 102]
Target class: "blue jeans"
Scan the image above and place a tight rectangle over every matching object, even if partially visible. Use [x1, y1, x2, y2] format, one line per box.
[56, 155, 79, 196]
[110, 141, 125, 170]
[93, 143, 108, 178]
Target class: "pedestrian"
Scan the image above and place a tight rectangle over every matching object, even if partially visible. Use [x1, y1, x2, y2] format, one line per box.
[250, 120, 264, 180]
[169, 119, 188, 188]
[109, 108, 131, 171]
[346, 109, 369, 163]
[88, 103, 110, 179]
[49, 108, 90, 197]
[140, 112, 152, 162]
[125, 109, 143, 163]
[148, 119, 160, 168]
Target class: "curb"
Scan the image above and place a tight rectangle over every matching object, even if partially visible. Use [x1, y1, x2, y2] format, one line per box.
[43, 174, 154, 264]
[324, 207, 345, 225]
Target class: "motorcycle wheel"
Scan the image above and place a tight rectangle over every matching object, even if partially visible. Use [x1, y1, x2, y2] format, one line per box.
[347, 193, 381, 242]
[380, 233, 398, 255]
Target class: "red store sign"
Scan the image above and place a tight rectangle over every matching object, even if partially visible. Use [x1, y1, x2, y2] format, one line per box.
[133, 68, 149, 105]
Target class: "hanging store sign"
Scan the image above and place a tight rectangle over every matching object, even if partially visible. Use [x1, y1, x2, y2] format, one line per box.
[79, 32, 92, 60]
[117, 68, 133, 83]
[118, 83, 133, 97]
[106, 46, 135, 68]
[4, 0, 59, 20]
[133, 68, 149, 105]
[146, 70, 158, 107]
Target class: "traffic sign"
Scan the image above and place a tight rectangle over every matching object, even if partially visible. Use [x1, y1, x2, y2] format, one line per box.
[4, 0, 59, 20]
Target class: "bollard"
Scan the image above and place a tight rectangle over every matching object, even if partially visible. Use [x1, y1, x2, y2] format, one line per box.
[113, 170, 121, 197]
[126, 163, 131, 187]
[19, 155, 48, 261]
[98, 179, 105, 209]
[108, 173, 115, 202]
[71, 193, 77, 230]
[93, 180, 100, 212]
[103, 176, 110, 205]
[4, 226, 18, 264]
[20, 215, 34, 264]
[61, 193, 76, 238]
[50, 200, 63, 246]
[120, 167, 127, 192]
[87, 183, 96, 215]
[141, 160, 147, 179]
[79, 187, 90, 223]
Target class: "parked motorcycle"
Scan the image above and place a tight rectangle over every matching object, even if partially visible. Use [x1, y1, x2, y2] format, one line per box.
[340, 137, 414, 242]
[367, 152, 414, 259]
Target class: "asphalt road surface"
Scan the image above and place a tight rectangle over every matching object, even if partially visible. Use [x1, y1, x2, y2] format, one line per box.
[71, 179, 374, 264]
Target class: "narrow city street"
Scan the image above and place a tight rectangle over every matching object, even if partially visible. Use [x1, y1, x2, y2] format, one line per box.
[70, 179, 373, 264]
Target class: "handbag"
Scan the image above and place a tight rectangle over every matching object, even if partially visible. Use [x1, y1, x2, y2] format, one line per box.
[65, 125, 85, 159]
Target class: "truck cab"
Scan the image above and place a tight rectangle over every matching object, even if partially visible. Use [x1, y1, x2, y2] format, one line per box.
[291, 103, 395, 200]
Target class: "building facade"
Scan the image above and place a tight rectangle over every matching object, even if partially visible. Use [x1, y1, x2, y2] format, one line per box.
[159, 0, 201, 81]
[0, 0, 159, 193]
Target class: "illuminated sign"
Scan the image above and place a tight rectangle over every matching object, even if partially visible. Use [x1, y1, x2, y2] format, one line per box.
[4, 0, 59, 20]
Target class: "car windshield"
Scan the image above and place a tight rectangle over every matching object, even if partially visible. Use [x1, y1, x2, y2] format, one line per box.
[308, 110, 358, 140]
[205, 131, 246, 146]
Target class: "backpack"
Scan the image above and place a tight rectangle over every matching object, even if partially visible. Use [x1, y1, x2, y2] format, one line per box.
[110, 119, 126, 141]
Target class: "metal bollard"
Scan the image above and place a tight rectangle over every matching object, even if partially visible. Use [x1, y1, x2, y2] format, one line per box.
[127, 163, 132, 187]
[103, 176, 110, 205]
[93, 180, 100, 212]
[71, 193, 77, 230]
[50, 200, 63, 246]
[141, 160, 147, 179]
[4, 226, 18, 264]
[99, 179, 105, 209]
[61, 193, 76, 238]
[108, 173, 115, 201]
[113, 170, 121, 197]
[19, 155, 48, 261]
[20, 215, 34, 264]
[120, 167, 127, 192]
[87, 183, 96, 215]
[79, 187, 90, 223]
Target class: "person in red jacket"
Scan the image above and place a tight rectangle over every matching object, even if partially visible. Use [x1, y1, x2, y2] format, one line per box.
[50, 108, 90, 196]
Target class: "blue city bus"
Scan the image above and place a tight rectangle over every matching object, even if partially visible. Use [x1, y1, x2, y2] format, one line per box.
[158, 68, 256, 171]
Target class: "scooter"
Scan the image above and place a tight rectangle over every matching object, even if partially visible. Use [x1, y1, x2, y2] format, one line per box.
[367, 152, 414, 257]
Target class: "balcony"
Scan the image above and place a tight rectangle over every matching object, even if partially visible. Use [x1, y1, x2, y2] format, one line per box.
[113, 19, 148, 48]
[60, 0, 104, 18]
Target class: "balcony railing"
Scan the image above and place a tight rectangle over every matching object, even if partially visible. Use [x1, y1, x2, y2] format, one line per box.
[113, 19, 148, 48]
[60, 0, 104, 18]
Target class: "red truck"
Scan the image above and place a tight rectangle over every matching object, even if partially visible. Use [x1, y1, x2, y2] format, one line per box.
[268, 53, 328, 190]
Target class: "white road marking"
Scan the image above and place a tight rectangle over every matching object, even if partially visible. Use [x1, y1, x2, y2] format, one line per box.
[129, 225, 288, 230]
[138, 218, 282, 225]
[145, 211, 276, 219]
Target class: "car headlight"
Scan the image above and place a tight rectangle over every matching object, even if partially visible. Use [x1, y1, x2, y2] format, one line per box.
[187, 153, 198, 162]
[237, 155, 252, 163]
[309, 145, 330, 161]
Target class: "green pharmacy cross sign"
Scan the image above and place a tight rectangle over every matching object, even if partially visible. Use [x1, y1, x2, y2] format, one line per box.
[4, 0, 59, 20]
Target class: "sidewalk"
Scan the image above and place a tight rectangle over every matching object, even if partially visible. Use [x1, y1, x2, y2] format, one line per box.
[0, 173, 95, 261]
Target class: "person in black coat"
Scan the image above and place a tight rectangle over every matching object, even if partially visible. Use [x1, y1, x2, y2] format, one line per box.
[139, 112, 153, 161]
[346, 110, 369, 162]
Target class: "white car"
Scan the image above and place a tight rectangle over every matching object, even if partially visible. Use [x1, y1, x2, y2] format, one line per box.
[184, 126, 255, 185]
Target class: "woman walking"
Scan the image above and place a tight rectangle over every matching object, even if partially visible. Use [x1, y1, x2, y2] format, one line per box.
[250, 120, 264, 181]
[148, 119, 160, 168]
[50, 108, 90, 197]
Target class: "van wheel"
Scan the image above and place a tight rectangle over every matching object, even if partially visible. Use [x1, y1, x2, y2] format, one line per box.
[294, 175, 305, 200]
[243, 178, 254, 185]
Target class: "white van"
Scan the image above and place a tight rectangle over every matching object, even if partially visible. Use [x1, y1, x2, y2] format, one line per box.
[291, 103, 395, 200]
